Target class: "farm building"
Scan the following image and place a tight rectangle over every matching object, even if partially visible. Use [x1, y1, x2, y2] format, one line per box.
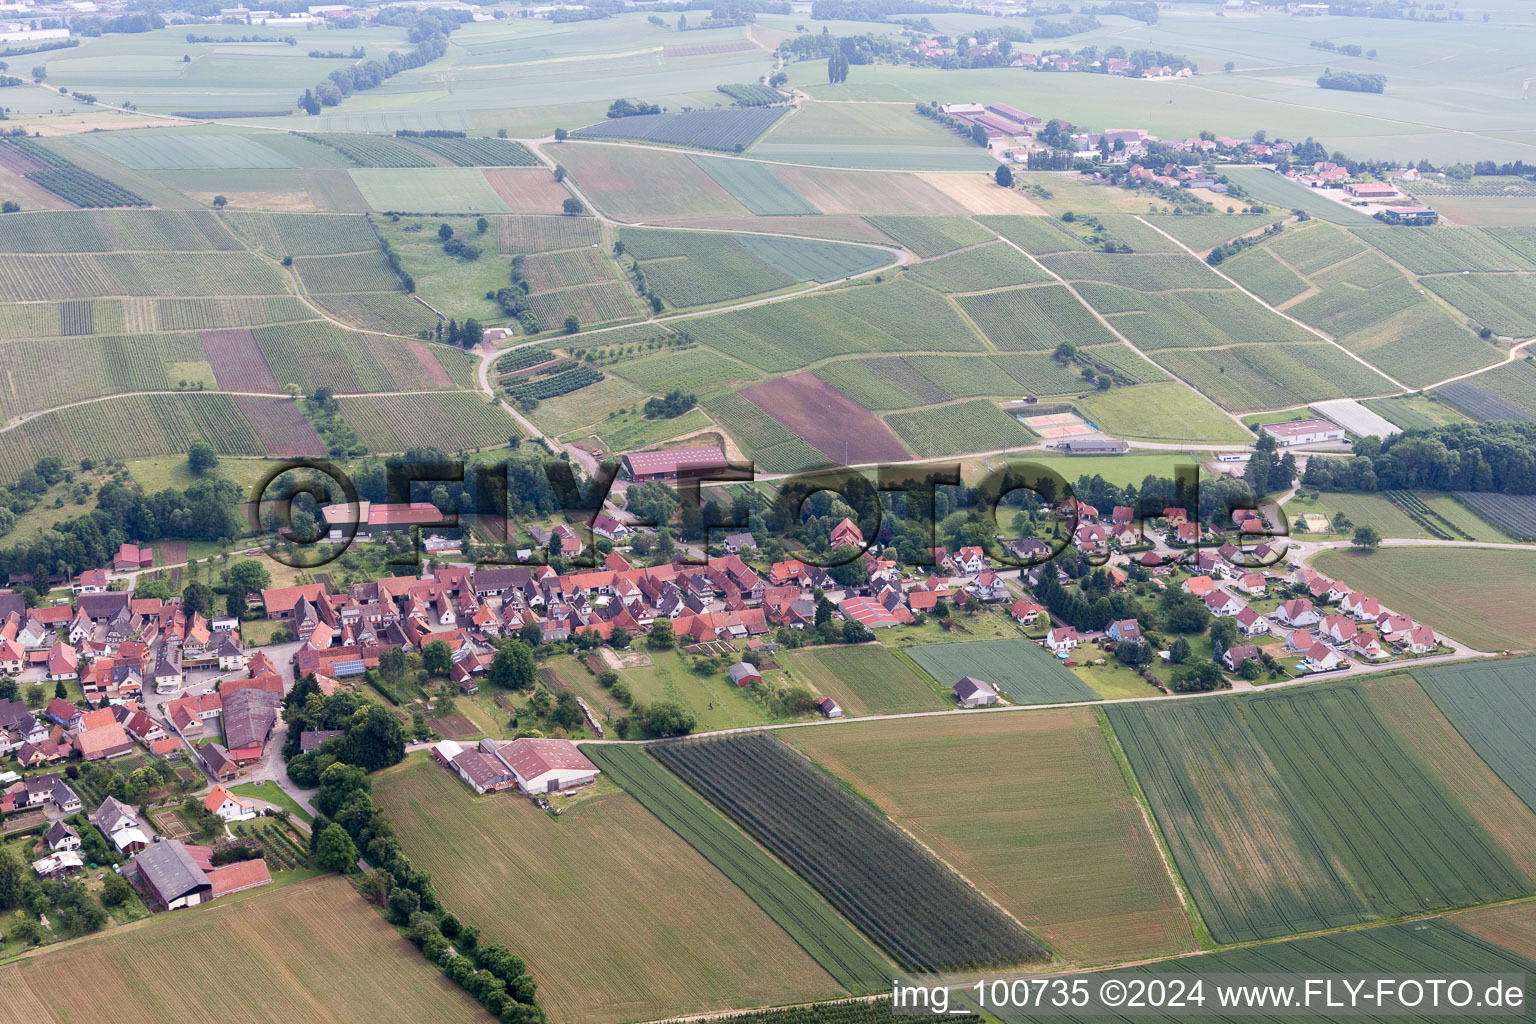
[1260, 418, 1345, 446]
[953, 676, 999, 708]
[131, 840, 213, 910]
[837, 596, 907, 629]
[1343, 182, 1398, 199]
[817, 697, 843, 719]
[491, 737, 600, 794]
[1057, 439, 1129, 454]
[727, 662, 762, 687]
[621, 446, 729, 482]
[320, 501, 445, 540]
[1381, 206, 1438, 225]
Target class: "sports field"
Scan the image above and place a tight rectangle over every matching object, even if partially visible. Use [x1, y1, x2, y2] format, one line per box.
[784, 711, 1195, 967]
[902, 638, 1096, 705]
[373, 755, 845, 1024]
[780, 644, 948, 717]
[1314, 547, 1536, 652]
[1076, 383, 1249, 443]
[0, 877, 493, 1024]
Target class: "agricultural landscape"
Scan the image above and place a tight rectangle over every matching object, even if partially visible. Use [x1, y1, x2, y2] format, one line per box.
[1, 1, 1535, 1022]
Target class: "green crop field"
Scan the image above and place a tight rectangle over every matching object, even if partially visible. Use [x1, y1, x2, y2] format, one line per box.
[225, 211, 382, 256]
[780, 644, 948, 716]
[1423, 273, 1536, 337]
[313, 292, 441, 335]
[865, 216, 993, 257]
[302, 133, 436, 168]
[886, 399, 1038, 457]
[1108, 696, 1367, 944]
[0, 392, 265, 483]
[0, 876, 494, 1024]
[1354, 226, 1536, 274]
[1268, 222, 1367, 274]
[252, 321, 450, 394]
[338, 393, 515, 453]
[704, 392, 828, 474]
[0, 252, 285, 300]
[1331, 303, 1499, 389]
[651, 733, 1050, 972]
[1080, 343, 1170, 384]
[497, 215, 603, 254]
[78, 132, 296, 170]
[1412, 659, 1536, 816]
[1438, 359, 1536, 419]
[1150, 345, 1394, 412]
[1243, 685, 1531, 916]
[958, 284, 1114, 351]
[784, 711, 1195, 967]
[585, 745, 891, 994]
[1222, 247, 1310, 305]
[903, 638, 1095, 705]
[1141, 213, 1286, 251]
[812, 356, 946, 410]
[611, 348, 758, 396]
[1364, 673, 1536, 881]
[1077, 382, 1250, 441]
[350, 167, 511, 213]
[688, 155, 817, 216]
[902, 355, 1011, 399]
[622, 229, 889, 307]
[816, 279, 979, 350]
[0, 332, 207, 419]
[908, 242, 1050, 292]
[1041, 251, 1227, 291]
[0, 209, 240, 252]
[978, 214, 1088, 254]
[991, 352, 1096, 394]
[1315, 547, 1536, 651]
[680, 283, 977, 374]
[373, 755, 844, 1024]
[295, 250, 403, 293]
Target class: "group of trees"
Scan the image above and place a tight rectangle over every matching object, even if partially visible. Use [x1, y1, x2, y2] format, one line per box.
[1317, 68, 1386, 93]
[0, 847, 111, 944]
[1302, 421, 1536, 495]
[606, 97, 662, 118]
[308, 764, 545, 1024]
[0, 466, 245, 591]
[641, 390, 697, 419]
[438, 220, 483, 262]
[298, 10, 464, 113]
[283, 675, 408, 786]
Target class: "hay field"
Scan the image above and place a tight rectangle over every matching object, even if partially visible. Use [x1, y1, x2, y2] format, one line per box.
[373, 756, 843, 1024]
[783, 711, 1195, 967]
[0, 876, 492, 1024]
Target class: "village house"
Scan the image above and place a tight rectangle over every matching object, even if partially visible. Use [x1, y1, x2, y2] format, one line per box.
[1221, 644, 1261, 673]
[1203, 589, 1247, 618]
[91, 796, 150, 854]
[1044, 627, 1079, 654]
[1274, 598, 1320, 627]
[205, 785, 257, 822]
